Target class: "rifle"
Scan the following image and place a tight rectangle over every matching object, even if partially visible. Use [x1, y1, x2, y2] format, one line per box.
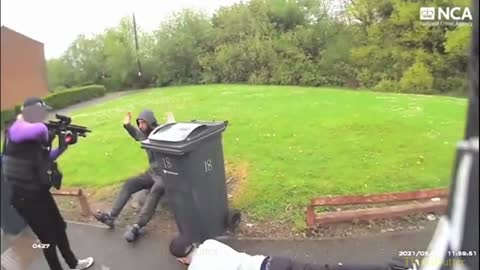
[45, 114, 91, 144]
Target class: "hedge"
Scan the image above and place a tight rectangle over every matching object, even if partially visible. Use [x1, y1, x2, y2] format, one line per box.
[1, 85, 106, 129]
[42, 85, 106, 110]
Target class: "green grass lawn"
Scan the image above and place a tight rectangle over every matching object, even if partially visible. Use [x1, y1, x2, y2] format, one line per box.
[54, 84, 467, 223]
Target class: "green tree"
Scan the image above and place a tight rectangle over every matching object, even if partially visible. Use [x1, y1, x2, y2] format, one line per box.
[101, 17, 139, 90]
[150, 9, 214, 86]
[61, 34, 105, 86]
[45, 0, 471, 96]
[399, 61, 434, 94]
[46, 57, 75, 90]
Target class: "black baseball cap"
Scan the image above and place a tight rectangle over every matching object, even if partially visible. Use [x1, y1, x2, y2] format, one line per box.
[22, 97, 52, 110]
[169, 235, 195, 258]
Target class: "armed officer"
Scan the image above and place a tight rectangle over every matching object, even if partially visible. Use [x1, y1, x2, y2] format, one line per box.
[1, 97, 94, 270]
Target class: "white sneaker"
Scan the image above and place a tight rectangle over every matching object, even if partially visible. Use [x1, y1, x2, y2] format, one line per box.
[71, 257, 94, 270]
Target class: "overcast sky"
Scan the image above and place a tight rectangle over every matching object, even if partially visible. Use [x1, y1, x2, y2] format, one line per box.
[1, 0, 241, 59]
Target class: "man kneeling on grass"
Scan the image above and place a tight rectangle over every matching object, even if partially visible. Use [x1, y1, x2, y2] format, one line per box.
[169, 235, 418, 270]
[94, 110, 167, 242]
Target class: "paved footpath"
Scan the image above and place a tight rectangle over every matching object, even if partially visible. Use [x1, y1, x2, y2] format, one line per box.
[0, 222, 438, 270]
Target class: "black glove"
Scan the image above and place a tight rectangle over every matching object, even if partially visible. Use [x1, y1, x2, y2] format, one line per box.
[58, 132, 68, 150]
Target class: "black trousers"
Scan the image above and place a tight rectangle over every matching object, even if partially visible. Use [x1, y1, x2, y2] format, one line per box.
[110, 171, 165, 227]
[262, 256, 410, 270]
[11, 188, 78, 270]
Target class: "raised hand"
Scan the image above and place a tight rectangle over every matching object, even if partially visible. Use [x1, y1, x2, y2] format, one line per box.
[124, 112, 132, 125]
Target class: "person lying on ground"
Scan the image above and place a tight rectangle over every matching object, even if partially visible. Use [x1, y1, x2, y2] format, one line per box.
[94, 110, 167, 242]
[169, 235, 419, 270]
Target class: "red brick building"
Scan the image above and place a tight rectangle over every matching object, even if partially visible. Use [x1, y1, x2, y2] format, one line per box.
[1, 26, 49, 110]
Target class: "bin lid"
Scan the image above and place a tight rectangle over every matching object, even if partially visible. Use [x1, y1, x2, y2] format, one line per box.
[141, 121, 228, 155]
[148, 122, 206, 142]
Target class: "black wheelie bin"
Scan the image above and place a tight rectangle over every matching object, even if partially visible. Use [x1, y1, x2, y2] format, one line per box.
[141, 121, 241, 243]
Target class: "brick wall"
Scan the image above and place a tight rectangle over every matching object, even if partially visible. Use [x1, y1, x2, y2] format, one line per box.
[1, 26, 49, 110]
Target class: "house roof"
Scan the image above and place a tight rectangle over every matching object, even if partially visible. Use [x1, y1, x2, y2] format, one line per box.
[1, 25, 44, 46]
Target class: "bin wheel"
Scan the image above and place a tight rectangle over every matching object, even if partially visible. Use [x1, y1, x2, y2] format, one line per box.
[226, 209, 241, 230]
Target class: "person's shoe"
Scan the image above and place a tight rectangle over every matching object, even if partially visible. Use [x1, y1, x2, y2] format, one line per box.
[70, 257, 94, 270]
[123, 224, 144, 242]
[93, 211, 115, 229]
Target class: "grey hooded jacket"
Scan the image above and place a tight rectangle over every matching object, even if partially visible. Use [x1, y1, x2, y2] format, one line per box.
[123, 109, 159, 170]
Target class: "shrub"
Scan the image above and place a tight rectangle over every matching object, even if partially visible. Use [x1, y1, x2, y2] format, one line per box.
[1, 110, 17, 128]
[434, 76, 469, 96]
[52, 86, 68, 92]
[374, 79, 400, 92]
[42, 85, 106, 110]
[399, 62, 434, 94]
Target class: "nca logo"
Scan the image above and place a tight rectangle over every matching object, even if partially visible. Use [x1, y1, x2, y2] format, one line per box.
[420, 7, 436, 20]
[420, 7, 473, 21]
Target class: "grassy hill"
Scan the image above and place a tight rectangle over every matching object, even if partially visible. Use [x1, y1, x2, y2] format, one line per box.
[53, 84, 467, 222]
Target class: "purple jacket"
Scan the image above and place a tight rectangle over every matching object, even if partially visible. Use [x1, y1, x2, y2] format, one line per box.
[7, 120, 66, 160]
